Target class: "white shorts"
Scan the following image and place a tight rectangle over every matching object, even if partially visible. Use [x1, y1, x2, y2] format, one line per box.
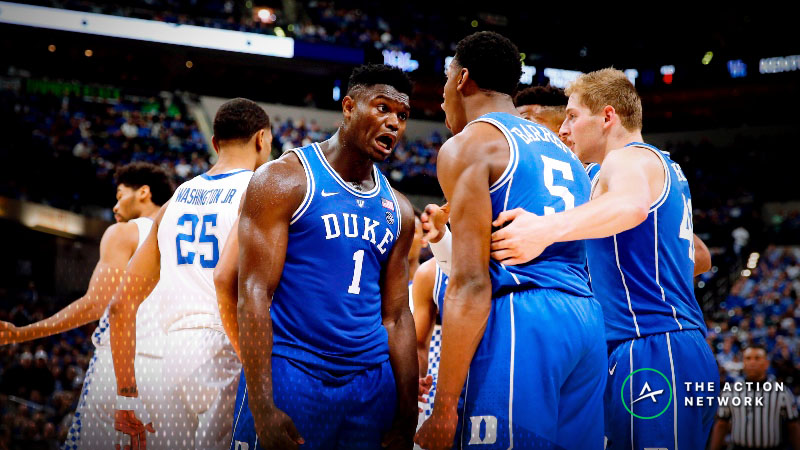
[160, 328, 241, 450]
[62, 347, 164, 450]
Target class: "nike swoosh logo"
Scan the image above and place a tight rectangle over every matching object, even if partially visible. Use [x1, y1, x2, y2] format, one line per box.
[609, 362, 617, 376]
[321, 191, 338, 197]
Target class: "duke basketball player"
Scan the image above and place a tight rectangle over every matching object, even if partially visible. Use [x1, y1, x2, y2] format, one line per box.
[415, 32, 606, 450]
[492, 68, 718, 449]
[231, 64, 419, 450]
[107, 98, 272, 450]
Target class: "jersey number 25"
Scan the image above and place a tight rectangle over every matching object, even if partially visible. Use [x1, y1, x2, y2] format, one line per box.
[175, 213, 219, 268]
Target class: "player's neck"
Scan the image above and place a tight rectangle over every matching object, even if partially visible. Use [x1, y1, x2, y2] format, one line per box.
[140, 203, 160, 220]
[322, 130, 374, 184]
[464, 92, 518, 124]
[208, 145, 257, 175]
[603, 128, 645, 160]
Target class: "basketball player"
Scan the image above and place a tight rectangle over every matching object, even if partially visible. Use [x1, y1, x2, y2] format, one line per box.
[490, 68, 718, 449]
[0, 162, 172, 450]
[514, 84, 568, 135]
[414, 32, 606, 450]
[230, 64, 418, 450]
[107, 98, 271, 450]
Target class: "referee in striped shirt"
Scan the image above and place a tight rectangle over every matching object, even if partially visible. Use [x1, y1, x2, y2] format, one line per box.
[710, 345, 800, 450]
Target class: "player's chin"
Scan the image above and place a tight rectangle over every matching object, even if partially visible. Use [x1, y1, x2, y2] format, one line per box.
[368, 143, 392, 162]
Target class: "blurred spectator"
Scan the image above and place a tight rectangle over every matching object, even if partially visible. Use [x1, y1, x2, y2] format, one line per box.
[1, 351, 35, 398]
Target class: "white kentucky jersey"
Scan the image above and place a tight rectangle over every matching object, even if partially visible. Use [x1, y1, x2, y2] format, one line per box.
[156, 168, 253, 333]
[93, 217, 163, 352]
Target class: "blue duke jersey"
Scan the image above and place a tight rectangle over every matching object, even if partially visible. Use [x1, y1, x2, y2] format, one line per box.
[585, 162, 601, 183]
[270, 143, 402, 373]
[474, 112, 593, 298]
[586, 142, 704, 344]
[156, 169, 252, 332]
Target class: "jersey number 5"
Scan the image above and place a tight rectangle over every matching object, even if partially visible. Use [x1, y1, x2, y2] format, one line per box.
[541, 155, 575, 215]
[176, 213, 219, 268]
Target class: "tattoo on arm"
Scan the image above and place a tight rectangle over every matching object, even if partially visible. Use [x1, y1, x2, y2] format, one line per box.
[119, 386, 138, 396]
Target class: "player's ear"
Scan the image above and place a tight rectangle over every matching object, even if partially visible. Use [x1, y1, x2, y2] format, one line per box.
[602, 105, 616, 128]
[254, 129, 265, 152]
[137, 185, 151, 202]
[342, 95, 356, 121]
[456, 67, 469, 93]
[211, 135, 220, 153]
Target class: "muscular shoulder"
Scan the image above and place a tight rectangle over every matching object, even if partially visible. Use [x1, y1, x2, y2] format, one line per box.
[99, 222, 139, 258]
[392, 188, 416, 239]
[413, 258, 437, 289]
[439, 122, 509, 189]
[603, 145, 663, 176]
[244, 151, 307, 217]
[441, 122, 508, 165]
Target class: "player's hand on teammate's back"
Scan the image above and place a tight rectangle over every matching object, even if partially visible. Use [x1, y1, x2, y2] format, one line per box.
[491, 208, 555, 265]
[254, 405, 305, 449]
[414, 405, 459, 450]
[0, 321, 20, 345]
[420, 203, 450, 244]
[417, 374, 433, 409]
[114, 409, 154, 450]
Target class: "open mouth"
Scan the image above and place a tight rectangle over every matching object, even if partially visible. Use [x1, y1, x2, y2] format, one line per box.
[375, 135, 395, 151]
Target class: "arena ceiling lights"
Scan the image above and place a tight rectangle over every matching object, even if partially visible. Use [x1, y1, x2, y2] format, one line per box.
[0, 1, 294, 58]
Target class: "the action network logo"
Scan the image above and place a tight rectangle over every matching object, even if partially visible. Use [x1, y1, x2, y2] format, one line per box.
[620, 368, 673, 419]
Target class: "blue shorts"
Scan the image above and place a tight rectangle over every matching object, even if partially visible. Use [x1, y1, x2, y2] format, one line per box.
[231, 356, 396, 450]
[604, 329, 718, 450]
[451, 288, 607, 449]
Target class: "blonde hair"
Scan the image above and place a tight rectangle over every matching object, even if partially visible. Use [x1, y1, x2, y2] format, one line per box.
[566, 68, 642, 131]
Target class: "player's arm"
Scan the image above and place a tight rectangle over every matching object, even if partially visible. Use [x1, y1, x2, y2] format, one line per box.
[412, 258, 438, 376]
[491, 146, 657, 265]
[215, 217, 241, 359]
[708, 418, 730, 450]
[416, 127, 496, 449]
[109, 202, 167, 398]
[238, 156, 305, 449]
[0, 222, 137, 345]
[379, 190, 419, 449]
[694, 234, 711, 276]
[421, 203, 452, 276]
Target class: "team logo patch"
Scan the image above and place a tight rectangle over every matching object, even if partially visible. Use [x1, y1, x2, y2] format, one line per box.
[386, 211, 394, 224]
[356, 199, 365, 208]
[381, 197, 395, 211]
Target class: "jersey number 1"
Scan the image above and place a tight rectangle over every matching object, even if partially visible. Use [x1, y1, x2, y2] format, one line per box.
[348, 250, 365, 294]
[176, 213, 219, 268]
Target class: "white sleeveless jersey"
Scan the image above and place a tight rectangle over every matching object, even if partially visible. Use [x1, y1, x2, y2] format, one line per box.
[155, 168, 252, 333]
[92, 217, 160, 350]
